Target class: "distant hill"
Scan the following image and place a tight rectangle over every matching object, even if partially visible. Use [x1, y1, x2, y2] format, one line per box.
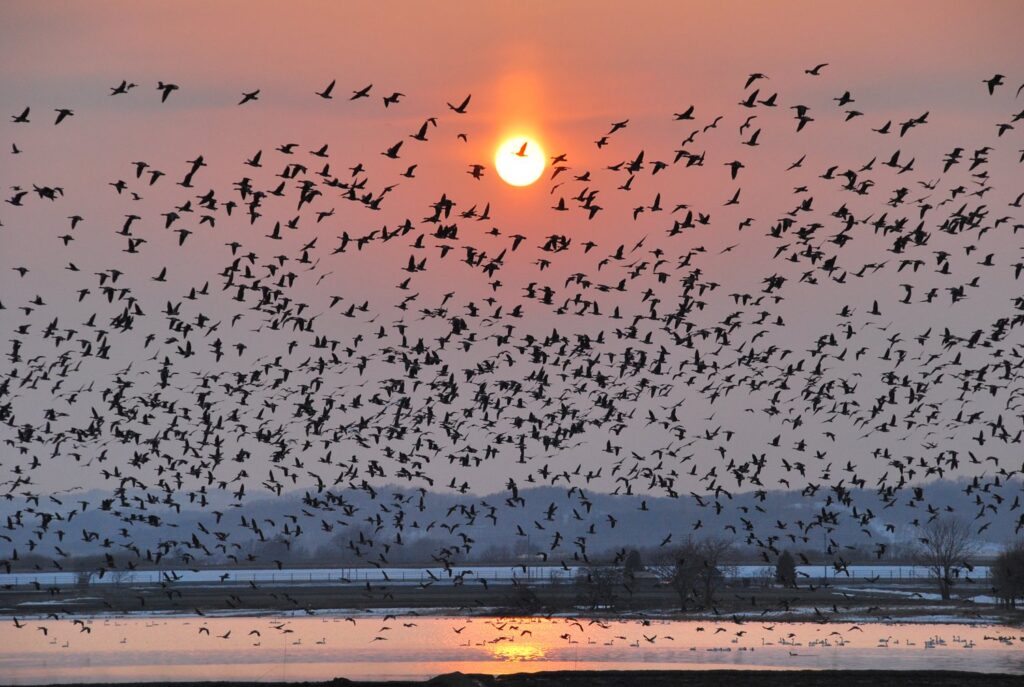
[2, 477, 1018, 572]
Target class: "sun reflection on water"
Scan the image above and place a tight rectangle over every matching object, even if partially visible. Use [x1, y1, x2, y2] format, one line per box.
[490, 642, 547, 662]
[4, 615, 1024, 683]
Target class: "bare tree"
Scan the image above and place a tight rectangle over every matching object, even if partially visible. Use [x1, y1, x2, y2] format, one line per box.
[623, 549, 644, 579]
[649, 537, 732, 610]
[991, 540, 1024, 609]
[575, 565, 623, 610]
[775, 550, 797, 588]
[649, 543, 700, 611]
[915, 517, 980, 601]
[696, 537, 733, 607]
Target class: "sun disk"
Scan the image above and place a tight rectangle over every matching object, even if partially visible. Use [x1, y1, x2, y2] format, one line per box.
[495, 136, 545, 186]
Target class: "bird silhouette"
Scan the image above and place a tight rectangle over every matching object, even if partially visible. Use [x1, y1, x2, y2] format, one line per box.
[0, 59, 1021, 643]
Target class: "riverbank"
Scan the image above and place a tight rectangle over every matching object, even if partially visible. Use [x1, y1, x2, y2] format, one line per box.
[4, 576, 1019, 625]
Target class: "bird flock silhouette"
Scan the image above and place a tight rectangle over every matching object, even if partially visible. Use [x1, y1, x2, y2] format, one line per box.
[3, 65, 1024, 630]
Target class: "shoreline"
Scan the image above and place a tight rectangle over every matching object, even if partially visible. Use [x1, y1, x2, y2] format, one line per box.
[26, 670, 1024, 687]
[4, 579, 1020, 626]
[3, 605, 1018, 626]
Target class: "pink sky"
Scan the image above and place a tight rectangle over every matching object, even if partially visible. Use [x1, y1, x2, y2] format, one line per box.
[1, 1, 1023, 495]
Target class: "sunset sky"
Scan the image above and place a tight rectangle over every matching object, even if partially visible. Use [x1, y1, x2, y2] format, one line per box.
[2, 1, 1023, 496]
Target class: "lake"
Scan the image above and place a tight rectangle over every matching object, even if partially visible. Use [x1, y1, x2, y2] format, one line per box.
[1, 615, 1021, 683]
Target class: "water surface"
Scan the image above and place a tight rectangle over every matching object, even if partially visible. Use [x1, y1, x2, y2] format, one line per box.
[2, 615, 1021, 683]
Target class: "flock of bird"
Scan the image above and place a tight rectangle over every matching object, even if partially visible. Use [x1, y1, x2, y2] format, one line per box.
[2, 64, 1024, 628]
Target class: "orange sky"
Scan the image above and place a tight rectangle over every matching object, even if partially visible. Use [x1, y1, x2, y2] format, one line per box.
[3, 1, 1020, 243]
[2, 1, 1023, 494]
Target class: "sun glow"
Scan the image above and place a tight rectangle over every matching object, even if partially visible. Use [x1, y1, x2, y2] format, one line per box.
[490, 642, 547, 662]
[495, 136, 545, 186]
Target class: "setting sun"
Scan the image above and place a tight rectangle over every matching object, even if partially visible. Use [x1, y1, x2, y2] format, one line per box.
[495, 136, 545, 186]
